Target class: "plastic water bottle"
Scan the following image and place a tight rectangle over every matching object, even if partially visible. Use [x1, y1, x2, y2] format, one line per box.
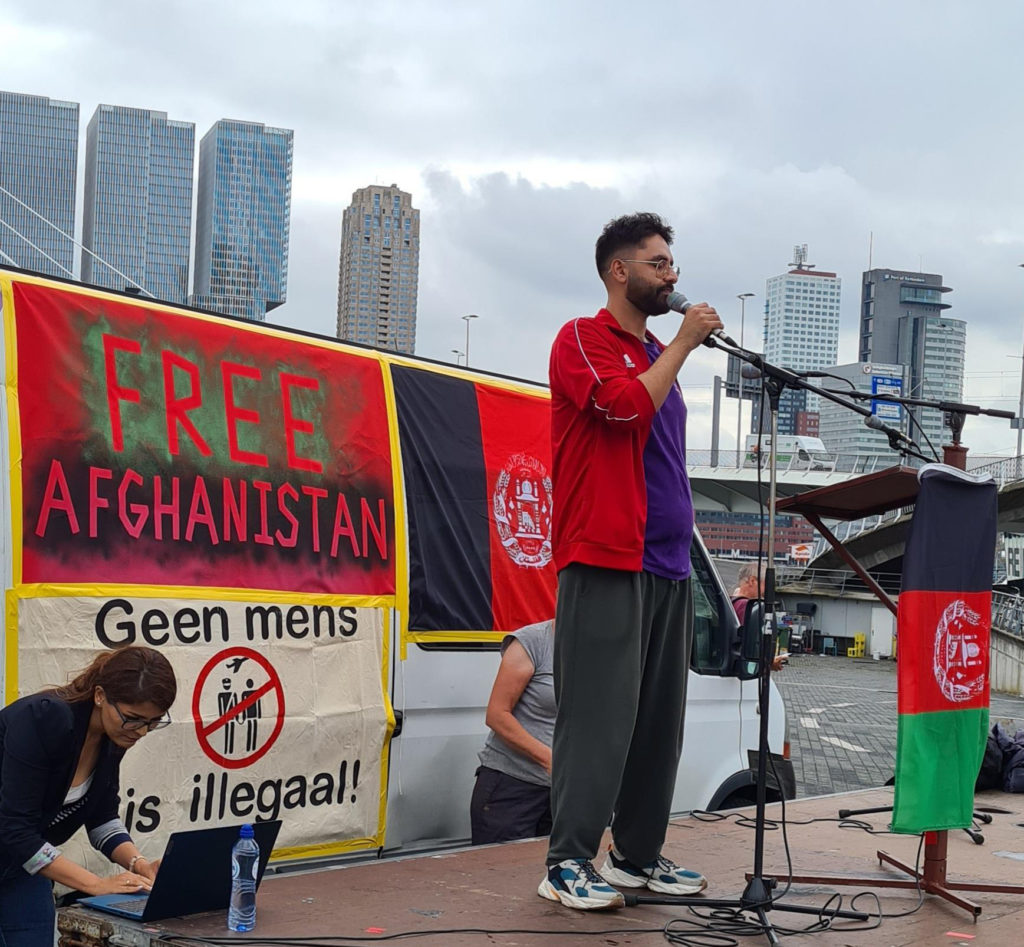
[228, 823, 259, 932]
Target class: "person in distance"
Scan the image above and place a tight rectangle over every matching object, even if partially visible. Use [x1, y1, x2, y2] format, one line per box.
[0, 645, 177, 947]
[732, 563, 786, 671]
[540, 212, 721, 911]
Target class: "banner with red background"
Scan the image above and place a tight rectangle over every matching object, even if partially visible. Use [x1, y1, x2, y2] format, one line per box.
[10, 280, 395, 595]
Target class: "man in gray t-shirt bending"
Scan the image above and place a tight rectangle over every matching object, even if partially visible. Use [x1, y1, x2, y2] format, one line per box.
[471, 620, 555, 845]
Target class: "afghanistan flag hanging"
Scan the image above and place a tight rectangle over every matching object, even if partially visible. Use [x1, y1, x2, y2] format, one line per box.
[891, 464, 997, 834]
[391, 363, 556, 635]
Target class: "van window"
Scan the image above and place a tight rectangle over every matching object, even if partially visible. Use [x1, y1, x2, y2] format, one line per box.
[689, 542, 730, 674]
[415, 640, 501, 652]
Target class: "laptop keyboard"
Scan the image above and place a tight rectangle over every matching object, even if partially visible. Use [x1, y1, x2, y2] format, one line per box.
[106, 896, 148, 913]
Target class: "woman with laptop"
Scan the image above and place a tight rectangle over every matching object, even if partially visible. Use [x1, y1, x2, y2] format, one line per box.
[0, 645, 177, 947]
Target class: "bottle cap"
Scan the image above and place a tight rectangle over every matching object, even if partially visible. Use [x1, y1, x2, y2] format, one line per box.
[239, 823, 255, 838]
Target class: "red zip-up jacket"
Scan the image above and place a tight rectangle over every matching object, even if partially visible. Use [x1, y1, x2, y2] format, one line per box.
[549, 309, 668, 572]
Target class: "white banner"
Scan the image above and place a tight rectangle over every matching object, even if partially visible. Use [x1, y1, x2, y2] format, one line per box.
[15, 595, 390, 870]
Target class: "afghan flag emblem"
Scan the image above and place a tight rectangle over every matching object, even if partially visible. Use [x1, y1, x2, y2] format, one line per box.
[891, 464, 997, 834]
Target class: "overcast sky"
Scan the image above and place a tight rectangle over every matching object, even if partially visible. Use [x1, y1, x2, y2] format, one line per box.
[6, 0, 1024, 456]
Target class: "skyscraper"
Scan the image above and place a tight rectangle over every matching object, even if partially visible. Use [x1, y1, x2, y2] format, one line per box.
[0, 91, 79, 277]
[860, 269, 965, 449]
[81, 105, 194, 303]
[191, 120, 293, 321]
[752, 245, 842, 435]
[336, 184, 420, 353]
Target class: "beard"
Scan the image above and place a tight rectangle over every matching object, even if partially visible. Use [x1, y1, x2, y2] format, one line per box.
[625, 273, 670, 316]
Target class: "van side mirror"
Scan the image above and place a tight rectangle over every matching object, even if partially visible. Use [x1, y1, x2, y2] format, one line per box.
[730, 600, 764, 680]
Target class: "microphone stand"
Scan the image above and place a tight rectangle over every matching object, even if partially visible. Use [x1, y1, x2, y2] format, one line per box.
[627, 339, 879, 942]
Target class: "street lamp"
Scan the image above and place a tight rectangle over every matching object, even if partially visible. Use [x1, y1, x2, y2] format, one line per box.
[451, 348, 465, 365]
[1017, 265, 1024, 459]
[736, 293, 755, 465]
[462, 313, 479, 366]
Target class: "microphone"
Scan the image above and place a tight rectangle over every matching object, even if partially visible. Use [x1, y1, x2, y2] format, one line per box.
[665, 291, 739, 347]
[864, 414, 915, 447]
[740, 364, 763, 380]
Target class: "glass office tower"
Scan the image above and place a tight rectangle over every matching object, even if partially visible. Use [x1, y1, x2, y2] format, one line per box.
[0, 91, 79, 277]
[191, 120, 293, 321]
[81, 105, 195, 302]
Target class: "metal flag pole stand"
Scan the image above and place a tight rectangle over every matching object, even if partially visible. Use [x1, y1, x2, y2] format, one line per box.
[625, 347, 876, 943]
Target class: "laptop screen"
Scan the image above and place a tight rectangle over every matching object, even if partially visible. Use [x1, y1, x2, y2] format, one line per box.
[80, 820, 281, 922]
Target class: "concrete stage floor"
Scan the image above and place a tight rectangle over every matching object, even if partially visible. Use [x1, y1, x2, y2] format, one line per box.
[61, 788, 1024, 946]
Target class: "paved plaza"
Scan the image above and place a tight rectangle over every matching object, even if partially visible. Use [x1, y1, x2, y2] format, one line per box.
[775, 654, 1024, 798]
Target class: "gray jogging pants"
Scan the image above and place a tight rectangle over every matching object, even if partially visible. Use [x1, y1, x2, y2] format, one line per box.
[546, 562, 694, 867]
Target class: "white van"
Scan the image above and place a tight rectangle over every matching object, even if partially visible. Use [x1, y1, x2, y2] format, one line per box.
[745, 434, 833, 472]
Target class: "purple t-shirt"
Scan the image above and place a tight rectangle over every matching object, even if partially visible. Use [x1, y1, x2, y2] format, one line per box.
[641, 340, 693, 580]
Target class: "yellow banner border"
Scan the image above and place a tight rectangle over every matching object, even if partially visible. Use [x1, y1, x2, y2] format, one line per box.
[406, 630, 507, 644]
[6, 586, 394, 856]
[0, 272, 401, 597]
[2, 276, 25, 589]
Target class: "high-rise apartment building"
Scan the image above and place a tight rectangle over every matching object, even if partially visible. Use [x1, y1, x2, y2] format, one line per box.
[0, 91, 79, 277]
[752, 245, 841, 435]
[191, 120, 293, 321]
[859, 269, 965, 449]
[81, 105, 194, 303]
[336, 184, 420, 353]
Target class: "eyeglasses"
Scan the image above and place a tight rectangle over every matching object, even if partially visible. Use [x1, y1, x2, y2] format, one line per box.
[617, 258, 681, 277]
[111, 701, 171, 732]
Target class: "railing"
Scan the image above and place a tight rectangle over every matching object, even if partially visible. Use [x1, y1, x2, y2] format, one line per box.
[775, 566, 903, 598]
[965, 455, 1024, 487]
[767, 581, 1024, 635]
[774, 576, 1024, 616]
[689, 450, 1013, 477]
[687, 450, 902, 475]
[993, 590, 1024, 642]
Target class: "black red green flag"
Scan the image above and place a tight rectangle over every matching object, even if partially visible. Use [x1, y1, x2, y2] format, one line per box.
[891, 465, 996, 834]
[392, 364, 556, 634]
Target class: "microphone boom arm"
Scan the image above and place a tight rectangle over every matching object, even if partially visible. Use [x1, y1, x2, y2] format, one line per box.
[705, 335, 932, 464]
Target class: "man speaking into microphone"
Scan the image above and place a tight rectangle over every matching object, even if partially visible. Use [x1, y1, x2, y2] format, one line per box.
[539, 213, 722, 910]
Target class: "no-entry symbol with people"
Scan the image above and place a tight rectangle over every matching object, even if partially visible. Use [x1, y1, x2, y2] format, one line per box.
[192, 647, 286, 769]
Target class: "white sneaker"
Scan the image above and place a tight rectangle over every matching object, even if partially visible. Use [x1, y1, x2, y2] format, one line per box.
[600, 846, 708, 896]
[538, 858, 626, 910]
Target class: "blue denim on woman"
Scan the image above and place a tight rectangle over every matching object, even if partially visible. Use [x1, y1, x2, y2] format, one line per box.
[0, 869, 55, 947]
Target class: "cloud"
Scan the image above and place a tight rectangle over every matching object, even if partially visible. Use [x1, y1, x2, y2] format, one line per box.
[5, 0, 1024, 456]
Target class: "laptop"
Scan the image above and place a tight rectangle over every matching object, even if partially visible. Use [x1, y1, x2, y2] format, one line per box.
[79, 820, 281, 922]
